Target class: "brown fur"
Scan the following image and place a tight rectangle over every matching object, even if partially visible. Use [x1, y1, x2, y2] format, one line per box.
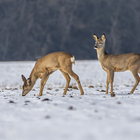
[21, 52, 84, 96]
[93, 33, 140, 97]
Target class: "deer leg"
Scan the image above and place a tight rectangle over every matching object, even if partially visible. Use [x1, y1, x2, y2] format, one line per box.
[60, 69, 71, 95]
[106, 74, 109, 94]
[110, 82, 115, 97]
[39, 73, 50, 96]
[65, 69, 84, 95]
[130, 70, 139, 94]
[109, 71, 115, 97]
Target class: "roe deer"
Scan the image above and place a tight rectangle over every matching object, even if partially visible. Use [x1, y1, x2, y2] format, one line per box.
[21, 52, 84, 96]
[93, 33, 140, 97]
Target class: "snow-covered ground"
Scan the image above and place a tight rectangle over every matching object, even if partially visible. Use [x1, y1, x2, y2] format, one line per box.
[0, 60, 140, 140]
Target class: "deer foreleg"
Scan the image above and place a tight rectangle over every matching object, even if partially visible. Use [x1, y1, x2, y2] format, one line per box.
[39, 73, 50, 96]
[106, 74, 109, 94]
[109, 71, 115, 97]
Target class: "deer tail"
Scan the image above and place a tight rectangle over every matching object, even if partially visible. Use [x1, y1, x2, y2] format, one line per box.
[70, 56, 75, 65]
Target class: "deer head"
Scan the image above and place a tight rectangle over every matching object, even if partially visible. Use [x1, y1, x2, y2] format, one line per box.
[21, 75, 32, 96]
[93, 33, 106, 50]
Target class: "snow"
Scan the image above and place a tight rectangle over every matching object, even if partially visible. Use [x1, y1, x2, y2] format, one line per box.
[0, 60, 140, 140]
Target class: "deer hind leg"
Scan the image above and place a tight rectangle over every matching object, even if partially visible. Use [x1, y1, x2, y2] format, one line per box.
[39, 72, 50, 96]
[63, 68, 84, 95]
[60, 69, 71, 95]
[70, 71, 84, 95]
[130, 70, 139, 94]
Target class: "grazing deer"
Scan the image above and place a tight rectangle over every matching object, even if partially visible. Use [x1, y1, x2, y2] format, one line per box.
[21, 52, 84, 96]
[93, 33, 140, 97]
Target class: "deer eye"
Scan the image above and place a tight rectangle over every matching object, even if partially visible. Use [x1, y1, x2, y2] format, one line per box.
[23, 84, 27, 89]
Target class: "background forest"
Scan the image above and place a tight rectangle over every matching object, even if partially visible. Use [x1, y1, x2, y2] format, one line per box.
[0, 0, 140, 61]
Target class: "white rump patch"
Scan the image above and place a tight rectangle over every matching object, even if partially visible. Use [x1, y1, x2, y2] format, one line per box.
[71, 56, 75, 64]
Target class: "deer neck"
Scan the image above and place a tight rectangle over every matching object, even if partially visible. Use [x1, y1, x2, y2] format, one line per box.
[96, 46, 107, 62]
[29, 68, 38, 88]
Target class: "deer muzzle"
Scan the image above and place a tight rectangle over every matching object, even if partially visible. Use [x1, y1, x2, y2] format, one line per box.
[94, 45, 97, 49]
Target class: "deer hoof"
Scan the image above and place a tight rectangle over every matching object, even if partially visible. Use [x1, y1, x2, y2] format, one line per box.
[111, 93, 115, 97]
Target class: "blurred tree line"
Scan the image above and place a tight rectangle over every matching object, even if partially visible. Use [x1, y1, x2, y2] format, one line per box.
[0, 0, 140, 61]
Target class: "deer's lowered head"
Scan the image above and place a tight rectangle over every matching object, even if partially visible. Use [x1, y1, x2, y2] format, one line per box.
[21, 75, 32, 96]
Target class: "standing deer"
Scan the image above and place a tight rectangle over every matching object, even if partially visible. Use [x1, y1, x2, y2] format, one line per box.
[21, 52, 84, 96]
[93, 33, 140, 97]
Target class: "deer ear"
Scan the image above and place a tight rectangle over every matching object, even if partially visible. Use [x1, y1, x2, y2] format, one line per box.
[93, 34, 99, 41]
[101, 33, 106, 42]
[27, 78, 31, 86]
[21, 75, 27, 83]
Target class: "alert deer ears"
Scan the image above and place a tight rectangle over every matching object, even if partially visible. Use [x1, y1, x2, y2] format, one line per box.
[93, 34, 99, 41]
[101, 33, 106, 42]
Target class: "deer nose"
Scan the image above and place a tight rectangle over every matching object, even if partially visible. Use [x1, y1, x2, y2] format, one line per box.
[94, 46, 97, 49]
